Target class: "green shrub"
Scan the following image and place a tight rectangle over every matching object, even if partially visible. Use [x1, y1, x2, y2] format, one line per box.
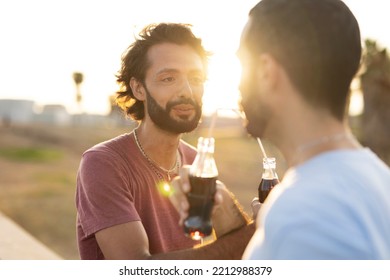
[0, 147, 63, 162]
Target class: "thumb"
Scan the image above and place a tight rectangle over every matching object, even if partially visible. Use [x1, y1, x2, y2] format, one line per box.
[251, 197, 262, 220]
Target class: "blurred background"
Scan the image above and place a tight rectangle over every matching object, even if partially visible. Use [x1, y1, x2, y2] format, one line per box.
[1, 0, 389, 259]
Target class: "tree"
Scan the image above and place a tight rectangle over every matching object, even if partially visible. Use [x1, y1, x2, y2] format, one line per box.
[360, 39, 390, 164]
[72, 72, 84, 112]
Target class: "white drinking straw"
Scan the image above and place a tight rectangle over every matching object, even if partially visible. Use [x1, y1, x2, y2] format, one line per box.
[256, 137, 268, 159]
[207, 110, 218, 139]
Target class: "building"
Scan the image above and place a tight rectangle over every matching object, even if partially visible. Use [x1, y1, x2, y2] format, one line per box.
[34, 104, 71, 126]
[0, 99, 35, 125]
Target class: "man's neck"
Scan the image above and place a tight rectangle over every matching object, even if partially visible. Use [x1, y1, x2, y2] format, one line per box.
[274, 113, 361, 168]
[135, 122, 182, 170]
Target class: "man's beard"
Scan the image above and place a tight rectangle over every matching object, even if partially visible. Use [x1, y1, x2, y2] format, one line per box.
[239, 74, 270, 139]
[144, 86, 202, 134]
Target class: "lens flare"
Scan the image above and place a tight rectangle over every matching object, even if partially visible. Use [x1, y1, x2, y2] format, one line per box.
[157, 181, 174, 197]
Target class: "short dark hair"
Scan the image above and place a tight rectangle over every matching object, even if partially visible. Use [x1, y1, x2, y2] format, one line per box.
[246, 0, 362, 120]
[116, 23, 210, 120]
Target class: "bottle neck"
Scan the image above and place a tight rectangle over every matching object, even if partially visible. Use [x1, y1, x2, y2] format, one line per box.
[262, 157, 278, 180]
[191, 137, 218, 178]
[262, 167, 278, 179]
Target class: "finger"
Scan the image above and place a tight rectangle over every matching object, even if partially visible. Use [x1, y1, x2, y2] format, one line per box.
[179, 165, 191, 192]
[169, 168, 191, 226]
[178, 200, 189, 226]
[251, 197, 262, 220]
[170, 177, 190, 208]
[214, 181, 226, 205]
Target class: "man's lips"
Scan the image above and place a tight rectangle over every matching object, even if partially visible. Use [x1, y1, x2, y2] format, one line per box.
[172, 104, 195, 112]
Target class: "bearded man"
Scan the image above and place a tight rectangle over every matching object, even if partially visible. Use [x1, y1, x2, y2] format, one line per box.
[76, 23, 253, 260]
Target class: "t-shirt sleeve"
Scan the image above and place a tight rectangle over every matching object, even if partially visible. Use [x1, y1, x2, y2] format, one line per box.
[76, 149, 140, 237]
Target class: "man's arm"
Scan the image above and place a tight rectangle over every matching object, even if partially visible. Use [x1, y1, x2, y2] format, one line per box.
[151, 222, 255, 260]
[95, 218, 255, 260]
[95, 221, 151, 260]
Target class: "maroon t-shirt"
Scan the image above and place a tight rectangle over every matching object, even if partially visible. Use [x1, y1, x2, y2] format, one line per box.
[76, 132, 198, 259]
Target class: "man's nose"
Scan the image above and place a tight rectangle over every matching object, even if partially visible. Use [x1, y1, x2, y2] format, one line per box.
[178, 79, 193, 98]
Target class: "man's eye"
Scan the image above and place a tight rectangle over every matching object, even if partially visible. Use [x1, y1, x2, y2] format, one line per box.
[162, 77, 175, 82]
[191, 77, 204, 85]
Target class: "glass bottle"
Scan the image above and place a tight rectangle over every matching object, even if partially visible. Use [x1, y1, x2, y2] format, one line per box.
[184, 137, 218, 240]
[258, 157, 279, 203]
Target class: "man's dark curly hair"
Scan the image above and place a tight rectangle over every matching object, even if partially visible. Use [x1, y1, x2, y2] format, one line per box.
[116, 23, 210, 120]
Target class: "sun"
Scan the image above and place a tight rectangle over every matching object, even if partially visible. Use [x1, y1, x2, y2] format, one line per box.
[182, 2, 254, 118]
[202, 53, 243, 117]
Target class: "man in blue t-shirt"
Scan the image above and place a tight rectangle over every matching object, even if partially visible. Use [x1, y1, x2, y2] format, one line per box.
[237, 0, 390, 259]
[173, 0, 390, 260]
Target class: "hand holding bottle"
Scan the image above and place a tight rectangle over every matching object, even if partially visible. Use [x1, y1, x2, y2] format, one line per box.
[169, 165, 222, 227]
[258, 157, 279, 203]
[170, 165, 250, 239]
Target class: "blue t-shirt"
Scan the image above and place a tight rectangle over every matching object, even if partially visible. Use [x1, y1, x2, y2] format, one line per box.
[244, 148, 390, 259]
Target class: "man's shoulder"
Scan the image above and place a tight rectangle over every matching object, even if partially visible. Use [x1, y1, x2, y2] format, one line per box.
[179, 139, 196, 152]
[82, 133, 132, 161]
[86, 133, 131, 153]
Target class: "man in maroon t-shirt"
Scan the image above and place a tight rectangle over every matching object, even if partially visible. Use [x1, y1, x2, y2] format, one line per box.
[76, 23, 254, 260]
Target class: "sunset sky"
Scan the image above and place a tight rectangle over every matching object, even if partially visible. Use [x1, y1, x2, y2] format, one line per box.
[0, 0, 388, 116]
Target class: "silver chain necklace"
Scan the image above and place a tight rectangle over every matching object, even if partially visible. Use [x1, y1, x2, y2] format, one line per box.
[133, 128, 181, 181]
[296, 132, 354, 154]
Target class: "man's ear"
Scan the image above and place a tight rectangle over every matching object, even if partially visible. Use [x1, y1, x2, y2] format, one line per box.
[130, 77, 146, 101]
